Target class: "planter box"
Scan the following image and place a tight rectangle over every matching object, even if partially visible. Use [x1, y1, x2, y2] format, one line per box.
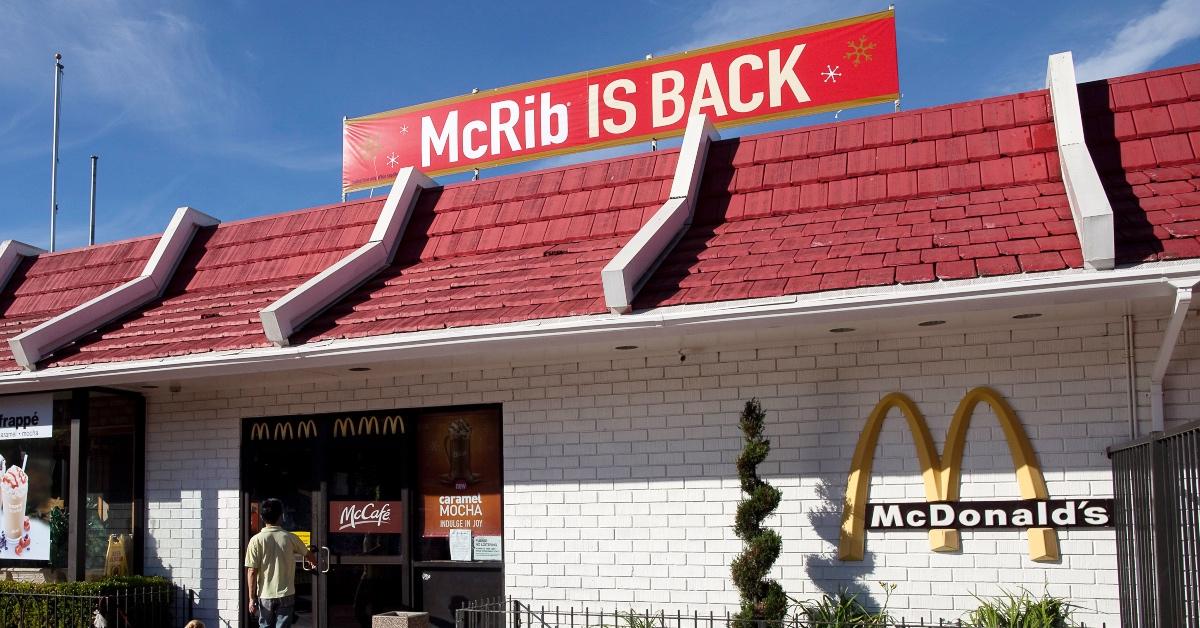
[373, 611, 430, 628]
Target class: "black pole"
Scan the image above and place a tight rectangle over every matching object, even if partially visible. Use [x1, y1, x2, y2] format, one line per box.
[67, 389, 89, 581]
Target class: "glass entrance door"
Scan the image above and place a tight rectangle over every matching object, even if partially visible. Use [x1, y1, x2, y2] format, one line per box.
[320, 415, 411, 627]
[242, 407, 501, 628]
[243, 413, 411, 628]
[243, 419, 320, 628]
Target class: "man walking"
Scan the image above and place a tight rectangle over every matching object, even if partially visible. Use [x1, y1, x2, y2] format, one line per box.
[245, 498, 316, 628]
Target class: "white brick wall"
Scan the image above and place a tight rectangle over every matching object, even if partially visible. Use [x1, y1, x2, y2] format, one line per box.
[143, 310, 1200, 627]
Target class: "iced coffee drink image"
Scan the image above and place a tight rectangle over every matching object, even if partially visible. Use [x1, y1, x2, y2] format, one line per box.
[2, 465, 28, 537]
[1, 464, 31, 555]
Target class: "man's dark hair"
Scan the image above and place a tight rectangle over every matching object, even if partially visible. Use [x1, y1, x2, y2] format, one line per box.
[260, 498, 283, 525]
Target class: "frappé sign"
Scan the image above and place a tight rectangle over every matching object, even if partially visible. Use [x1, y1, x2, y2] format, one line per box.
[0, 394, 52, 441]
[343, 9, 898, 189]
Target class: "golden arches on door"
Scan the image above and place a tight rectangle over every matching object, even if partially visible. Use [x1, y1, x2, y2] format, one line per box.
[838, 386, 1058, 563]
[249, 420, 318, 441]
[333, 415, 405, 437]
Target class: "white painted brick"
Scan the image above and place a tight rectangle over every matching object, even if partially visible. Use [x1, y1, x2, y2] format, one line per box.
[142, 313, 1200, 626]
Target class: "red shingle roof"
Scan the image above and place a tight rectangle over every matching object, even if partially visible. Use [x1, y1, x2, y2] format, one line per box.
[44, 200, 383, 367]
[1, 62, 1197, 371]
[0, 236, 159, 371]
[1080, 64, 1200, 263]
[636, 89, 1080, 309]
[295, 151, 679, 341]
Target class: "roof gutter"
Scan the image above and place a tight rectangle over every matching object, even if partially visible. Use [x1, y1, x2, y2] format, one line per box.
[1149, 278, 1198, 432]
[1, 259, 1198, 392]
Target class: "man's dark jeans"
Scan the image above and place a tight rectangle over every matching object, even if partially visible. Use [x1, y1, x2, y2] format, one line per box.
[257, 595, 296, 628]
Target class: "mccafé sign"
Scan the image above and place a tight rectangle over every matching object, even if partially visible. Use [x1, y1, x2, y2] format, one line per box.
[838, 387, 1114, 563]
[343, 10, 898, 190]
[330, 501, 404, 534]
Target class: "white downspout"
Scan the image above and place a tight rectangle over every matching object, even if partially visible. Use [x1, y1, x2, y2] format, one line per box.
[1150, 278, 1198, 432]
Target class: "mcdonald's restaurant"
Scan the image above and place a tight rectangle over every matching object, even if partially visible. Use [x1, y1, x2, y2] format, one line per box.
[0, 35, 1198, 628]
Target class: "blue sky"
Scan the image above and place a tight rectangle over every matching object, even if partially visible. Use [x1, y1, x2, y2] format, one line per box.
[1, 0, 1198, 251]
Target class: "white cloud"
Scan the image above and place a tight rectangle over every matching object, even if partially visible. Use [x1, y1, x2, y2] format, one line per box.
[1075, 0, 1200, 82]
[0, 0, 334, 172]
[0, 0, 237, 131]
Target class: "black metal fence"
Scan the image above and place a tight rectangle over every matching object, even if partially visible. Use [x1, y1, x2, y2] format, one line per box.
[0, 584, 193, 628]
[1108, 419, 1200, 628]
[455, 598, 1107, 628]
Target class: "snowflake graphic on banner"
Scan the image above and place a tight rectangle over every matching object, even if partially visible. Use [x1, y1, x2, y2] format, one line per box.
[821, 66, 841, 83]
[845, 35, 876, 66]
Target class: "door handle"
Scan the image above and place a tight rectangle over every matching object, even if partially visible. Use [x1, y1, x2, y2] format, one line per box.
[301, 545, 317, 572]
[320, 546, 331, 573]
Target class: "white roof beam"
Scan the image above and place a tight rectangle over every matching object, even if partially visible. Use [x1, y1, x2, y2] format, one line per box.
[260, 166, 436, 347]
[1046, 52, 1115, 270]
[0, 240, 45, 295]
[9, 207, 218, 371]
[602, 114, 719, 313]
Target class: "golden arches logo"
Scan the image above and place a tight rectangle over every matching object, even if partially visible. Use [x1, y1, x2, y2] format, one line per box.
[250, 423, 270, 441]
[273, 422, 294, 440]
[296, 420, 317, 439]
[334, 417, 356, 437]
[382, 415, 404, 434]
[838, 387, 1059, 562]
[333, 415, 405, 437]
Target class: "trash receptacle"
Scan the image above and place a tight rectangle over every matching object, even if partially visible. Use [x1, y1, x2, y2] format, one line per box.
[373, 611, 431, 628]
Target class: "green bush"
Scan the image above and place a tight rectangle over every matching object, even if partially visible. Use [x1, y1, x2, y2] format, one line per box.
[730, 399, 787, 627]
[795, 584, 893, 628]
[0, 576, 174, 628]
[966, 588, 1079, 628]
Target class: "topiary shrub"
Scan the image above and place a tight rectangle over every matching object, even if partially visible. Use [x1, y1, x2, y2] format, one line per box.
[730, 398, 787, 627]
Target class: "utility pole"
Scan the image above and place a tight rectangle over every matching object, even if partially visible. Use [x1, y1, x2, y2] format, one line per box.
[88, 155, 98, 246]
[49, 53, 63, 252]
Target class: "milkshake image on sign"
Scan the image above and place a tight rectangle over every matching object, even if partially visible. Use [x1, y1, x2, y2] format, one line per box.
[2, 461, 29, 541]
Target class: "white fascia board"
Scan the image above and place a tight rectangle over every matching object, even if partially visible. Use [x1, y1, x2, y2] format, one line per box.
[603, 115, 719, 313]
[1046, 52, 1115, 271]
[259, 166, 435, 346]
[7, 207, 218, 371]
[0, 241, 45, 294]
[4, 259, 1200, 392]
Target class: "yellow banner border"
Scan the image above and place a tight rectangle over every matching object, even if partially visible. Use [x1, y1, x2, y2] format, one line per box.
[349, 9, 893, 123]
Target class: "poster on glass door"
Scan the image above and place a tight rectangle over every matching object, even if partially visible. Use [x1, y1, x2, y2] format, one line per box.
[417, 409, 502, 538]
[0, 393, 54, 561]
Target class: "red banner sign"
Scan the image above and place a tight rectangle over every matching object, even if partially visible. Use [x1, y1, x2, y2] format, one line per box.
[329, 501, 404, 534]
[342, 10, 898, 191]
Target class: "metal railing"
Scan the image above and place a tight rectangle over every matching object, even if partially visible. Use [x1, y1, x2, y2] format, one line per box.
[0, 584, 193, 628]
[1109, 419, 1200, 628]
[454, 598, 1107, 628]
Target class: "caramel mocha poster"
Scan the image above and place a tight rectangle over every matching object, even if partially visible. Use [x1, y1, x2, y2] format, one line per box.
[417, 410, 502, 539]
